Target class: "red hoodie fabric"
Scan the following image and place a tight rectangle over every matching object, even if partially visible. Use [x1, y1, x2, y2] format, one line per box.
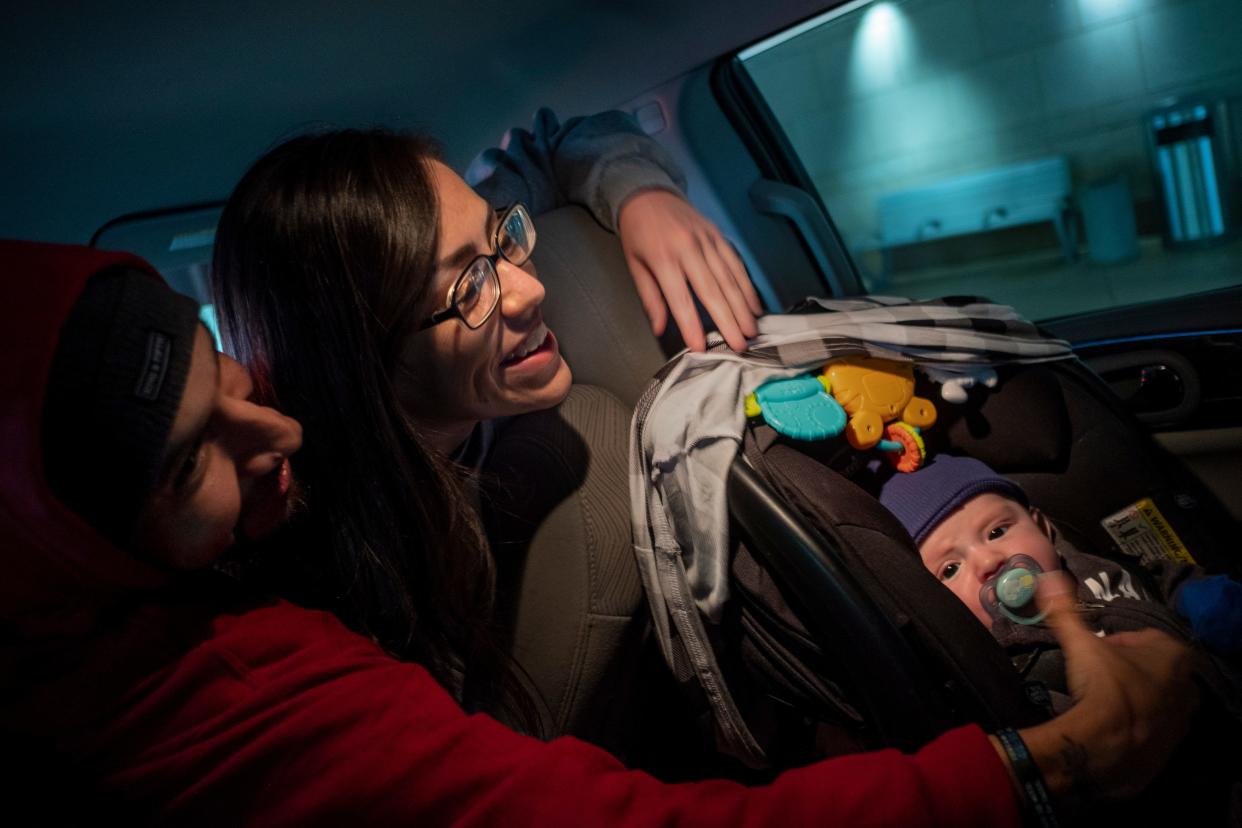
[0, 239, 1022, 826]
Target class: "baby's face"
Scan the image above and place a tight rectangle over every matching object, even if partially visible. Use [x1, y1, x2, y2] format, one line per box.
[918, 493, 1060, 626]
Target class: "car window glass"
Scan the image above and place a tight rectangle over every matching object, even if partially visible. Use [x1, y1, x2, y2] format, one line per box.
[93, 207, 224, 348]
[739, 0, 1242, 321]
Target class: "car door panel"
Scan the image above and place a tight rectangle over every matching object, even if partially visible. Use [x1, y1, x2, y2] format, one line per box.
[1047, 286, 1242, 526]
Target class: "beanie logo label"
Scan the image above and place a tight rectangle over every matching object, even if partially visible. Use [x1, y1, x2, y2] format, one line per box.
[135, 330, 172, 401]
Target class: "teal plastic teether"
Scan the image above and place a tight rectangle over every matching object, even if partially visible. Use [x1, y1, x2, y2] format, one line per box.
[753, 375, 847, 441]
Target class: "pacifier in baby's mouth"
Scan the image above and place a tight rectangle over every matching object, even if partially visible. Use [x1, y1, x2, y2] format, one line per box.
[979, 554, 1048, 625]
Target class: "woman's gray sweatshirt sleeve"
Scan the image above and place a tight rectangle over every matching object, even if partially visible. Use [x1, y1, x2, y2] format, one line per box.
[465, 108, 688, 231]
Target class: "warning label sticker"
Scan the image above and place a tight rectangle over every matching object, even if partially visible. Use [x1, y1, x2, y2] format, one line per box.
[1101, 498, 1196, 567]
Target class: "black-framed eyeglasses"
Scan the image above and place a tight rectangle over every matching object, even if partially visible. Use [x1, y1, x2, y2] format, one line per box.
[417, 203, 537, 331]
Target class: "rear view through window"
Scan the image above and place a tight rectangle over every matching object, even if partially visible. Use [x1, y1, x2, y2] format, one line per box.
[740, 0, 1242, 321]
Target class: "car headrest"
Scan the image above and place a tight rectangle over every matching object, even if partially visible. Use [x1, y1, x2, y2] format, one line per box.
[531, 206, 672, 408]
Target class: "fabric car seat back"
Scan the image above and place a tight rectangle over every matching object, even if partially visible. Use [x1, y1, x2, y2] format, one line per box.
[484, 205, 668, 755]
[482, 384, 649, 753]
[530, 205, 676, 407]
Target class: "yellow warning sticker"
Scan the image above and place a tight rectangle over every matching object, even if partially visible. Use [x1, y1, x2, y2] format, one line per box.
[1101, 498, 1196, 567]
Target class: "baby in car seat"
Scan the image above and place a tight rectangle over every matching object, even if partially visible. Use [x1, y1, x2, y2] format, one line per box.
[878, 455, 1242, 665]
[877, 454, 1242, 821]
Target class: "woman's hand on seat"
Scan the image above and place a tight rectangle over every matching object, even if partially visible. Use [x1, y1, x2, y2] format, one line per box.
[617, 189, 763, 352]
[1017, 573, 1197, 808]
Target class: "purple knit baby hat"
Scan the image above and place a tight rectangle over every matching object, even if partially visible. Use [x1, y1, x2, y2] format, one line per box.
[878, 455, 1028, 545]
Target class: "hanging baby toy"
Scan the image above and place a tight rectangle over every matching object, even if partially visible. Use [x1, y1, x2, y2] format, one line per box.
[745, 357, 937, 473]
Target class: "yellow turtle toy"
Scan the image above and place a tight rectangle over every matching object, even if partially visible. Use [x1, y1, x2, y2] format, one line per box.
[823, 357, 937, 461]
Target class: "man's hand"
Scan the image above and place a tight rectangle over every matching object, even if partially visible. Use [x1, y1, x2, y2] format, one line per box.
[1017, 573, 1197, 808]
[617, 190, 763, 352]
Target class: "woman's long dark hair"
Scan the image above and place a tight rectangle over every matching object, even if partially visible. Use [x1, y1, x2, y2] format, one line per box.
[212, 129, 536, 728]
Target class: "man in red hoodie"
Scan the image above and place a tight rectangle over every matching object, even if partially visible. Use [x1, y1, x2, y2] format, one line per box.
[0, 239, 1196, 825]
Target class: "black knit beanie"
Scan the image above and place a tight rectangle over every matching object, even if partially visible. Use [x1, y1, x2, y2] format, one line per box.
[42, 267, 201, 543]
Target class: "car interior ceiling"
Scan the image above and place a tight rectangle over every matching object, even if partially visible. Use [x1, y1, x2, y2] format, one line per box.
[2, 0, 824, 245]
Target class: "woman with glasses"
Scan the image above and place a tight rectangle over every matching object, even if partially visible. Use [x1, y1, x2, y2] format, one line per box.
[211, 111, 754, 741]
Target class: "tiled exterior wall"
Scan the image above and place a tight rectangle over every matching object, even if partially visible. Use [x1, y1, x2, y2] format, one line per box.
[746, 0, 1242, 247]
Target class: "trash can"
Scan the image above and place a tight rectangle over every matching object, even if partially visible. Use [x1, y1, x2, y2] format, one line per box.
[1146, 98, 1236, 247]
[1080, 176, 1140, 265]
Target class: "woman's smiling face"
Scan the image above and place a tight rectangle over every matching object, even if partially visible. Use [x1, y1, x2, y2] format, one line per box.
[395, 161, 572, 452]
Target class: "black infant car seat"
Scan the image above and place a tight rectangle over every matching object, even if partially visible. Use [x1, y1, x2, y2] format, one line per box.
[727, 360, 1239, 748]
[724, 359, 1242, 822]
